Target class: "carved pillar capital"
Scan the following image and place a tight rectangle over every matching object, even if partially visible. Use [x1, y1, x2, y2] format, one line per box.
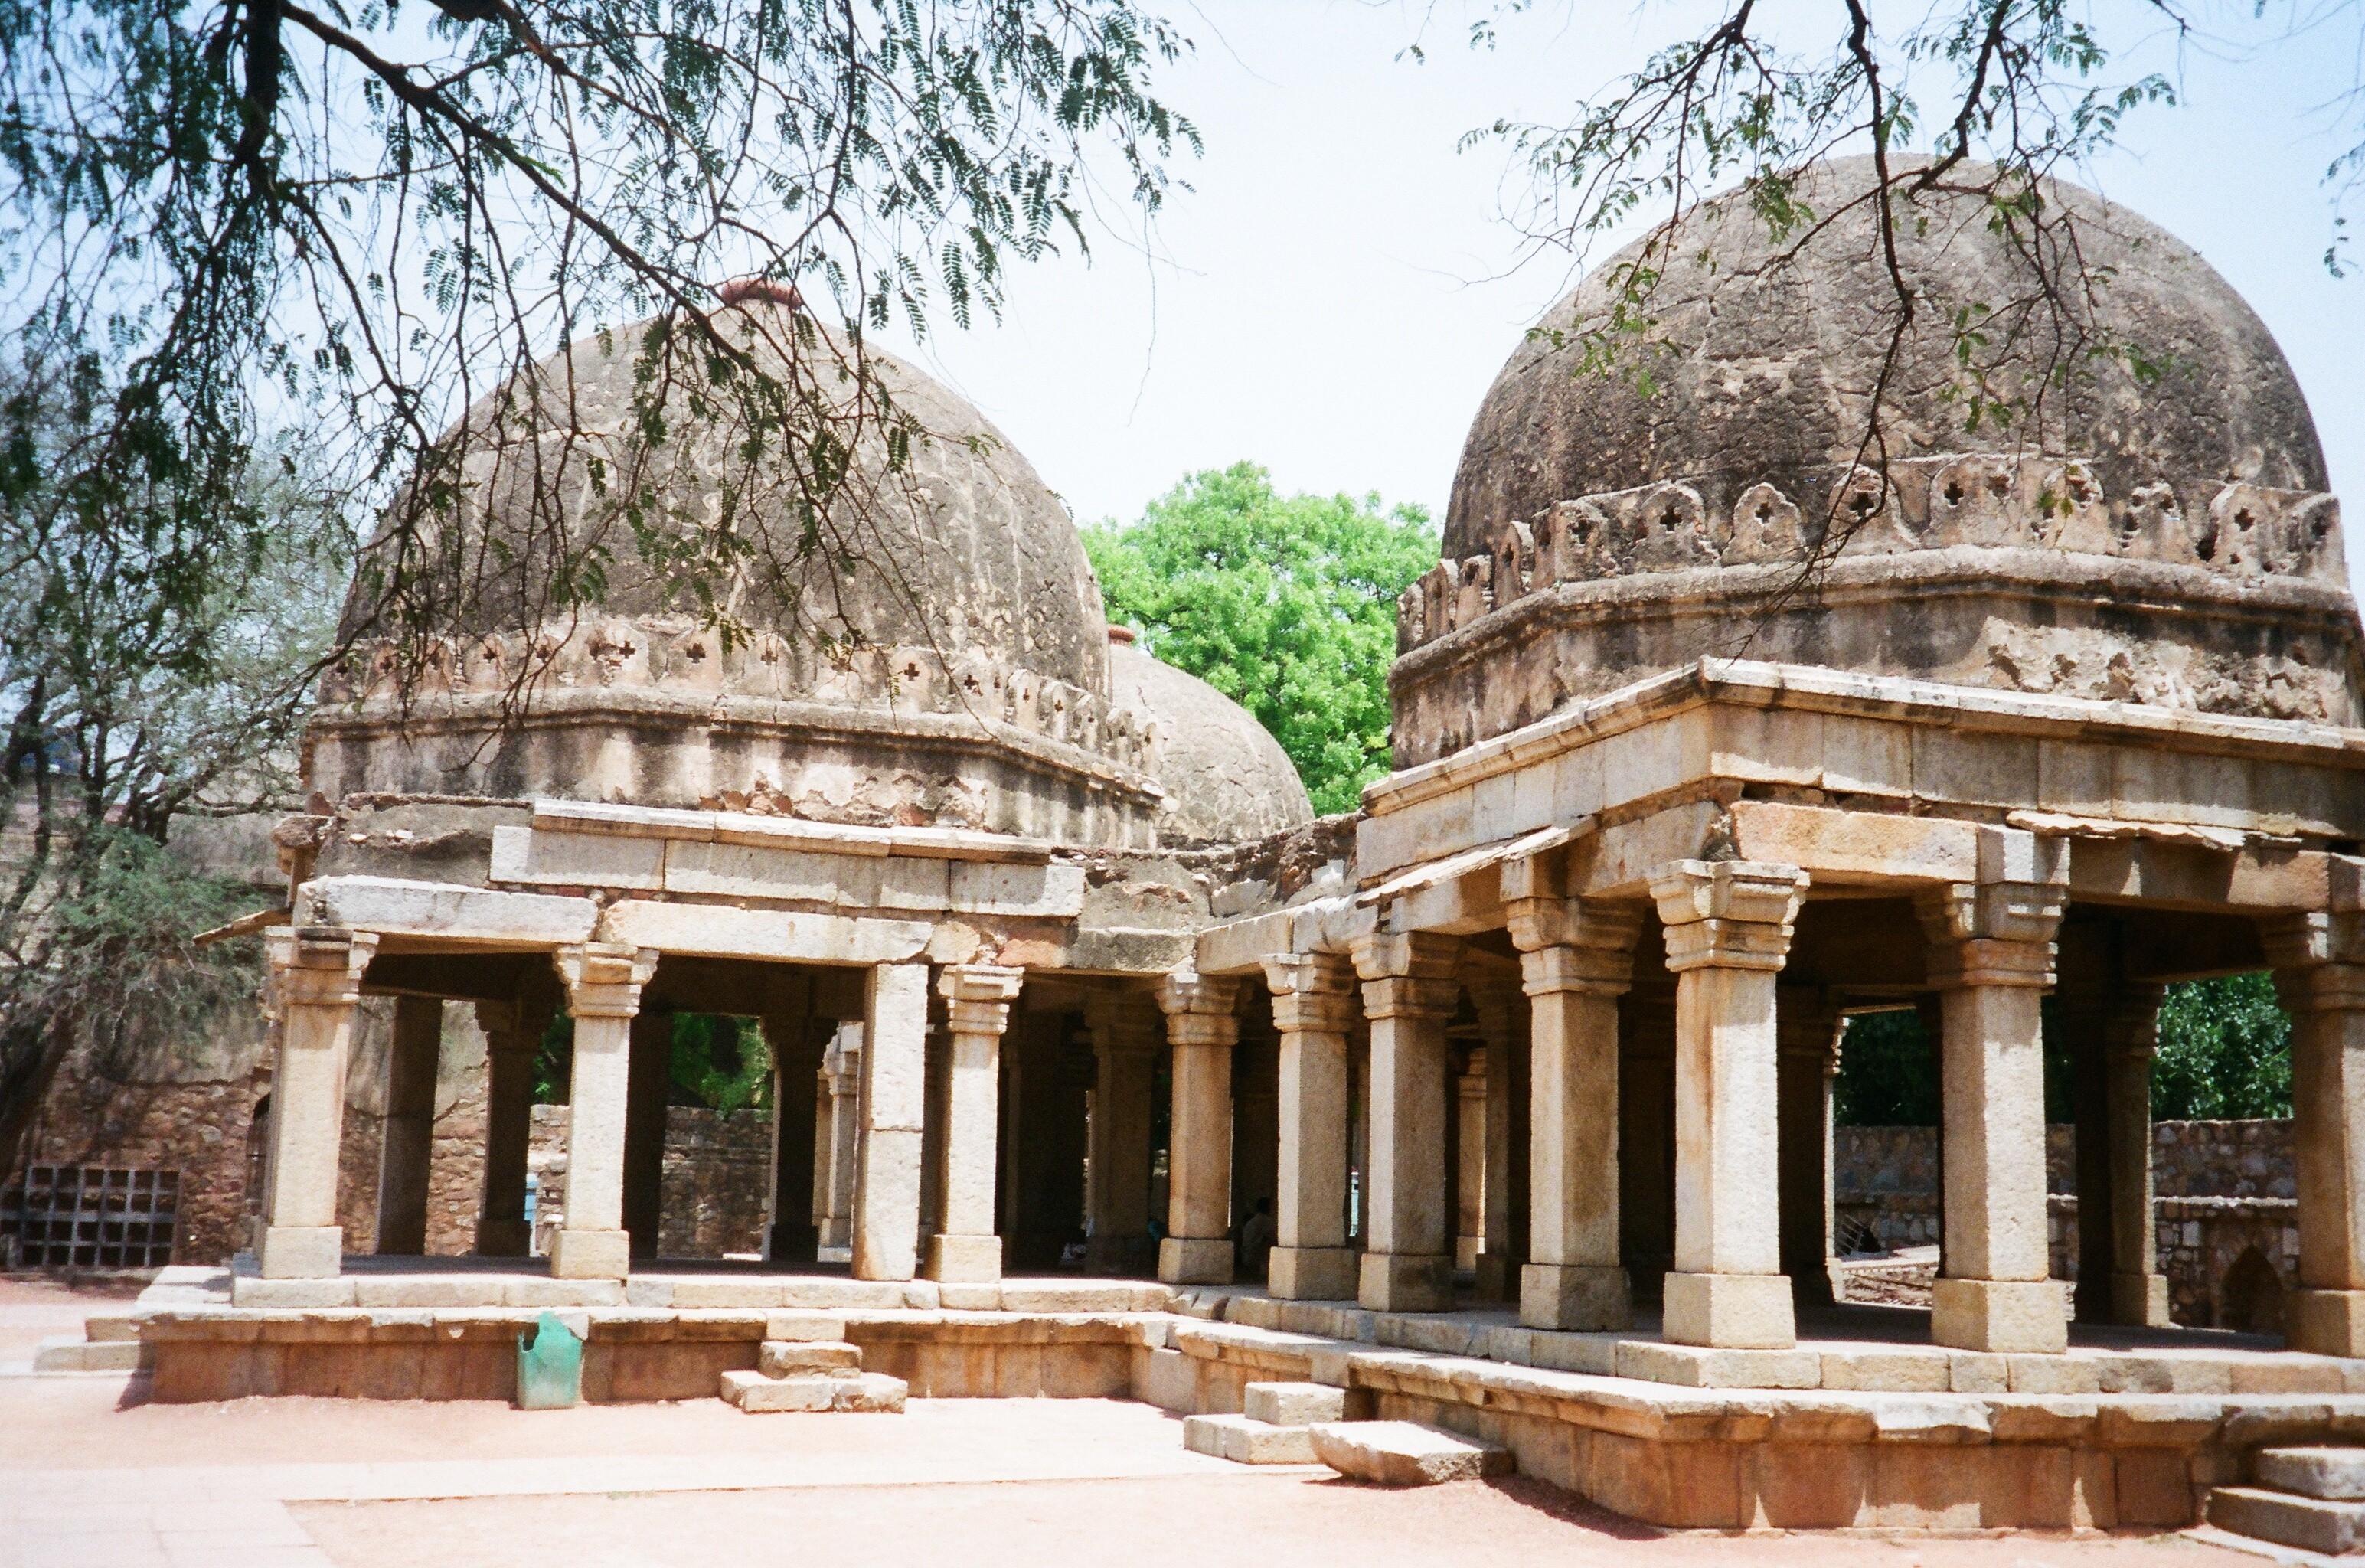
[1350, 932, 1461, 1020]
[938, 963, 1024, 1037]
[1263, 952, 1356, 1035]
[2103, 984, 2169, 1061]
[266, 926, 378, 1011]
[1650, 861, 1807, 973]
[1914, 882, 2064, 989]
[551, 943, 658, 1018]
[1158, 969, 1241, 1047]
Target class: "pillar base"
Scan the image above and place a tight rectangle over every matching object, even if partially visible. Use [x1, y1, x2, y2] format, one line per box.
[1268, 1246, 1358, 1301]
[1086, 1233, 1155, 1276]
[2112, 1269, 2171, 1328]
[2292, 1289, 2365, 1357]
[924, 1233, 1004, 1284]
[1455, 1236, 1482, 1272]
[550, 1228, 632, 1280]
[1359, 1250, 1453, 1312]
[1158, 1236, 1234, 1285]
[1474, 1252, 1525, 1303]
[1662, 1271, 1795, 1348]
[1932, 1277, 2068, 1353]
[259, 1226, 342, 1279]
[1521, 1263, 1632, 1331]
[474, 1218, 531, 1259]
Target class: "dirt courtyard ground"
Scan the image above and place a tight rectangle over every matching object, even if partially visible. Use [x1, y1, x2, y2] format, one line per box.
[0, 1279, 2270, 1568]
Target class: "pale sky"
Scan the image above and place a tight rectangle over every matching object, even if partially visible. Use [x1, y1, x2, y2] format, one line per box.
[887, 1, 2365, 590]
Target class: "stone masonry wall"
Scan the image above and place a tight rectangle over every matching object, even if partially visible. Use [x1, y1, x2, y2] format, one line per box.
[659, 1106, 774, 1258]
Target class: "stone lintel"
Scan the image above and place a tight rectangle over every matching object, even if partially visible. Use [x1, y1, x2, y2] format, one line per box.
[596, 900, 929, 965]
[531, 796, 1052, 863]
[295, 877, 598, 948]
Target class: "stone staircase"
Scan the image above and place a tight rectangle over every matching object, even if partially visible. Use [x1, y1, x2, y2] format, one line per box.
[2210, 1449, 2365, 1556]
[30, 1314, 145, 1375]
[717, 1314, 904, 1413]
[1184, 1380, 1345, 1463]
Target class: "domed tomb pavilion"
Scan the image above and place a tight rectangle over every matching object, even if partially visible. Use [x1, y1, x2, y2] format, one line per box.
[1393, 158, 2361, 766]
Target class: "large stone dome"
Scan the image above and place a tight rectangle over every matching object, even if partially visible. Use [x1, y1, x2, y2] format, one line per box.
[1107, 641, 1314, 846]
[1391, 159, 2363, 766]
[311, 302, 1165, 846]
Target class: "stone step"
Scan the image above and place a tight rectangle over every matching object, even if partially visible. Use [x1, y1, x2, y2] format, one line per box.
[1243, 1380, 1346, 1427]
[83, 1315, 139, 1343]
[758, 1339, 862, 1377]
[1182, 1413, 1318, 1465]
[720, 1369, 906, 1413]
[2211, 1488, 2365, 1555]
[1309, 1421, 1512, 1488]
[31, 1336, 145, 1374]
[2265, 1451, 2365, 1502]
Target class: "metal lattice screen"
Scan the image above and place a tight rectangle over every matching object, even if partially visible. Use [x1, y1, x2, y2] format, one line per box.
[0, 1165, 179, 1268]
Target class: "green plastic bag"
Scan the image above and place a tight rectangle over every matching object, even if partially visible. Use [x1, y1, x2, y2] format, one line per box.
[516, 1311, 583, 1410]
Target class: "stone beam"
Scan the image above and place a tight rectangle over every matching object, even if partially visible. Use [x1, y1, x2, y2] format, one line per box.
[597, 902, 929, 965]
[296, 877, 596, 949]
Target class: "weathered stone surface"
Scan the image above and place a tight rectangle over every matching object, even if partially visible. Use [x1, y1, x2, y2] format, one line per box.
[720, 1368, 906, 1413]
[2210, 1485, 2365, 1554]
[1243, 1380, 1348, 1426]
[2259, 1447, 2365, 1501]
[1308, 1420, 1513, 1486]
[1183, 1413, 1319, 1465]
[757, 1339, 861, 1376]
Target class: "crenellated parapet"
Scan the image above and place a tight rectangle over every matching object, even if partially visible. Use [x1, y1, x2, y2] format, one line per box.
[321, 616, 1164, 778]
[1398, 456, 2346, 655]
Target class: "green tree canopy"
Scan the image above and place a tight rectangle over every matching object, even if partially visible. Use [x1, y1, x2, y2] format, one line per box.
[1083, 462, 1438, 815]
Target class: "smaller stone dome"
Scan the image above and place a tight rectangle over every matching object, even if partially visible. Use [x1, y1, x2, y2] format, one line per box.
[1108, 642, 1313, 847]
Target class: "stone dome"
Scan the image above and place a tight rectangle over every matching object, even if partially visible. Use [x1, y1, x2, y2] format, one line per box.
[1108, 642, 1314, 847]
[1446, 156, 2329, 562]
[1390, 158, 2363, 767]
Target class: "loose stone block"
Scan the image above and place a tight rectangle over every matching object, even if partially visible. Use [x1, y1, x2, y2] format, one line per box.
[1243, 1380, 1347, 1426]
[1184, 1413, 1319, 1464]
[1309, 1420, 1513, 1486]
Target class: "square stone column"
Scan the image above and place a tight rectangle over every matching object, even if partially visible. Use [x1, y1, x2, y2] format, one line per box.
[1084, 992, 1158, 1275]
[2105, 987, 2171, 1325]
[1508, 897, 1641, 1331]
[1651, 860, 1808, 1349]
[1350, 932, 1462, 1312]
[926, 964, 1026, 1282]
[2266, 913, 2365, 1355]
[374, 995, 443, 1256]
[1916, 861, 2070, 1353]
[1470, 977, 1530, 1302]
[852, 962, 930, 1282]
[473, 998, 548, 1258]
[1158, 970, 1241, 1285]
[1776, 990, 1843, 1308]
[549, 942, 658, 1280]
[1455, 1053, 1487, 1272]
[814, 1024, 864, 1252]
[259, 926, 379, 1279]
[1263, 953, 1358, 1300]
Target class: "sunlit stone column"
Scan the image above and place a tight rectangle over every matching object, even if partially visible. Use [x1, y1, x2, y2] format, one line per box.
[2266, 912, 2365, 1355]
[1351, 932, 1462, 1312]
[1263, 952, 1358, 1300]
[548, 942, 658, 1280]
[1916, 854, 2069, 1354]
[1158, 970, 1241, 1285]
[2106, 986, 2171, 1326]
[259, 926, 379, 1279]
[814, 1023, 864, 1253]
[926, 964, 1026, 1283]
[475, 998, 549, 1258]
[1651, 861, 1808, 1350]
[1508, 896, 1641, 1331]
[852, 962, 930, 1282]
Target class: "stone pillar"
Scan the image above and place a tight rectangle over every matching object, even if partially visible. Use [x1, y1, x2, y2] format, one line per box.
[1509, 898, 1641, 1331]
[1350, 932, 1462, 1312]
[1776, 990, 1842, 1308]
[374, 995, 442, 1256]
[852, 962, 929, 1282]
[1455, 1053, 1487, 1272]
[1916, 860, 2070, 1353]
[622, 1009, 671, 1259]
[549, 943, 658, 1280]
[1650, 860, 1808, 1349]
[474, 998, 547, 1257]
[1263, 953, 1357, 1300]
[2265, 913, 2365, 1355]
[766, 1008, 822, 1264]
[1158, 970, 1241, 1285]
[1085, 991, 1160, 1276]
[1471, 976, 1529, 1302]
[2105, 986, 2170, 1325]
[815, 1024, 863, 1252]
[925, 964, 1024, 1282]
[259, 927, 378, 1279]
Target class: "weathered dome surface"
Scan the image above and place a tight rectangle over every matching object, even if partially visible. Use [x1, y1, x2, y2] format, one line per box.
[1109, 642, 1314, 847]
[1390, 159, 2363, 766]
[1446, 156, 2328, 562]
